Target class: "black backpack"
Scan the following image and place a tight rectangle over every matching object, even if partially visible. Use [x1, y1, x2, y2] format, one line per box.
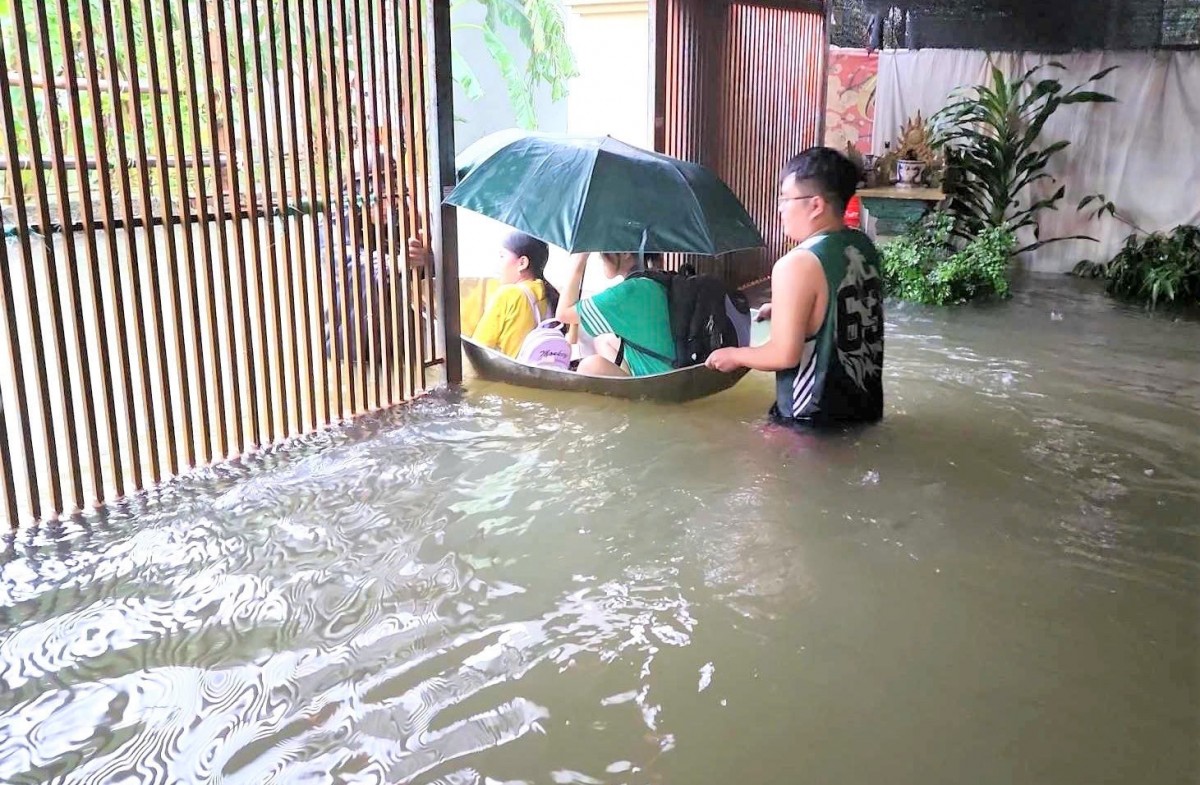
[628, 266, 747, 368]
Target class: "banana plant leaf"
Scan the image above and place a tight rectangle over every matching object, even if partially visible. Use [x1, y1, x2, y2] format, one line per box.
[446, 132, 765, 256]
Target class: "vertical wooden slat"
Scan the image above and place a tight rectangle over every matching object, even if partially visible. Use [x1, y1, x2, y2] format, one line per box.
[378, 0, 405, 402]
[197, 0, 244, 456]
[107, 0, 166, 484]
[322, 0, 356, 418]
[312, 0, 347, 421]
[393, 0, 419, 399]
[176, 0, 228, 460]
[651, 0, 667, 152]
[230, 0, 275, 445]
[213, 0, 261, 452]
[762, 8, 776, 255]
[0, 383, 16, 525]
[53, 0, 123, 501]
[353, 0, 381, 409]
[397, 0, 423, 395]
[0, 33, 52, 519]
[0, 218, 38, 524]
[138, 0, 196, 472]
[816, 9, 825, 147]
[337, 0, 369, 412]
[328, 0, 350, 409]
[429, 0, 460, 383]
[349, 0, 378, 410]
[263, 0, 305, 435]
[159, 0, 214, 465]
[13, 4, 72, 516]
[78, 0, 142, 492]
[410, 0, 436, 376]
[364, 0, 390, 404]
[280, 0, 319, 429]
[405, 0, 430, 384]
[246, 0, 289, 440]
[28, 0, 100, 510]
[295, 3, 331, 427]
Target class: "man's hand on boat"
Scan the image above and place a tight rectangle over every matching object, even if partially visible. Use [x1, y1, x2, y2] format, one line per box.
[705, 347, 742, 373]
[755, 303, 772, 321]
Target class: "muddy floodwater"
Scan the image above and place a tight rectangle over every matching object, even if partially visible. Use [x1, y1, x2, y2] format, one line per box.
[2, 275, 1197, 784]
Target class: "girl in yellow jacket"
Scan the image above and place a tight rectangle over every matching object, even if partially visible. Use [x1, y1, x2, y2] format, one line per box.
[472, 232, 560, 357]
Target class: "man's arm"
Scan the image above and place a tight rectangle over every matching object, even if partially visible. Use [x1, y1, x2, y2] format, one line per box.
[706, 250, 823, 373]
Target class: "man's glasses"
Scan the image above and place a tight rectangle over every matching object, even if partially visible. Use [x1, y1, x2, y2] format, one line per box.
[778, 194, 819, 205]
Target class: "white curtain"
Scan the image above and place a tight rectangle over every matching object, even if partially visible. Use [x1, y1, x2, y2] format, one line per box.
[871, 49, 1200, 272]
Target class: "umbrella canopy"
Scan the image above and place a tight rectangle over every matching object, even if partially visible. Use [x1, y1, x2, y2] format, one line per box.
[454, 128, 541, 181]
[445, 132, 764, 256]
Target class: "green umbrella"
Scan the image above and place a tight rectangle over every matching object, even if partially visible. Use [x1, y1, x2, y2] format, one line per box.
[445, 132, 765, 256]
[455, 128, 541, 181]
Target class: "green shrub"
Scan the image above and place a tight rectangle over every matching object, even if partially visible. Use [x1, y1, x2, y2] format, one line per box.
[882, 211, 1015, 305]
[1074, 225, 1200, 309]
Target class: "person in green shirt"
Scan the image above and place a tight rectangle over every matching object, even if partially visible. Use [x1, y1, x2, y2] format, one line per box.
[556, 251, 675, 377]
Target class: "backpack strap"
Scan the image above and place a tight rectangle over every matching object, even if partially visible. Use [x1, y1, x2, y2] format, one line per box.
[618, 335, 677, 367]
[517, 283, 543, 324]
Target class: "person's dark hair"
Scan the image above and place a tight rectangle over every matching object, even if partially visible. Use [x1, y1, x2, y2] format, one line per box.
[502, 230, 559, 312]
[780, 147, 860, 214]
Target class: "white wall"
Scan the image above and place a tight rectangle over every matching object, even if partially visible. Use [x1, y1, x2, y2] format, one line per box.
[449, 2, 570, 155]
[450, 2, 572, 279]
[873, 49, 1200, 272]
[562, 0, 652, 147]
[456, 0, 654, 291]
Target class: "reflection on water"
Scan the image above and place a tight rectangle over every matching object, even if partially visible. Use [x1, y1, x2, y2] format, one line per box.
[2, 276, 1198, 784]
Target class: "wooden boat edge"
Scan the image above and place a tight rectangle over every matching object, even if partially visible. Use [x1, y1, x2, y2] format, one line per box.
[461, 336, 749, 402]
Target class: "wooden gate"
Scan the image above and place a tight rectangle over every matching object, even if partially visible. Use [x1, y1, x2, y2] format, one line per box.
[653, 0, 828, 288]
[0, 0, 456, 526]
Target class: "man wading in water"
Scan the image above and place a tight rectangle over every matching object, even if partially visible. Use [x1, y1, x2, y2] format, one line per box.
[705, 147, 885, 426]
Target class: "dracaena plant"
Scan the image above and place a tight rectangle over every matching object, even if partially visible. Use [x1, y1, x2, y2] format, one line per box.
[931, 61, 1117, 255]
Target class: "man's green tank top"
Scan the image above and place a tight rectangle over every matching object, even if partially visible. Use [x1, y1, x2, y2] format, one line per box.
[773, 229, 885, 424]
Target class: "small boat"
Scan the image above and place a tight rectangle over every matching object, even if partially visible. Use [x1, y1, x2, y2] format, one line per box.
[461, 335, 749, 403]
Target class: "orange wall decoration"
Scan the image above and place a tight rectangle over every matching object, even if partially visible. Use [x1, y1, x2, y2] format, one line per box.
[824, 47, 879, 155]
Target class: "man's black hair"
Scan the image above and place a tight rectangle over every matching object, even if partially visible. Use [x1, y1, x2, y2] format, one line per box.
[780, 147, 861, 214]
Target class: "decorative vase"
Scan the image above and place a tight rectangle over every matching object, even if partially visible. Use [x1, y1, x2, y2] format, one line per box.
[896, 159, 927, 187]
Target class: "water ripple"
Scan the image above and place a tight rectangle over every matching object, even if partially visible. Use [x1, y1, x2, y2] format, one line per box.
[1, 279, 1197, 784]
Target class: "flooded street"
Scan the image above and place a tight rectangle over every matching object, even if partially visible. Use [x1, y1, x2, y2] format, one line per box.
[2, 275, 1197, 784]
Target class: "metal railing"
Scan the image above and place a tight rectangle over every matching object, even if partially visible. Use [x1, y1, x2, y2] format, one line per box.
[0, 0, 446, 526]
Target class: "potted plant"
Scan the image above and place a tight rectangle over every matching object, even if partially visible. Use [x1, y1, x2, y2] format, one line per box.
[882, 112, 939, 187]
[895, 152, 927, 187]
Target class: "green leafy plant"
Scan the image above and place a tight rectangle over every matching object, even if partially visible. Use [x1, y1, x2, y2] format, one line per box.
[451, 0, 577, 130]
[931, 61, 1117, 254]
[1077, 192, 1148, 235]
[1073, 225, 1200, 309]
[882, 211, 1015, 305]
